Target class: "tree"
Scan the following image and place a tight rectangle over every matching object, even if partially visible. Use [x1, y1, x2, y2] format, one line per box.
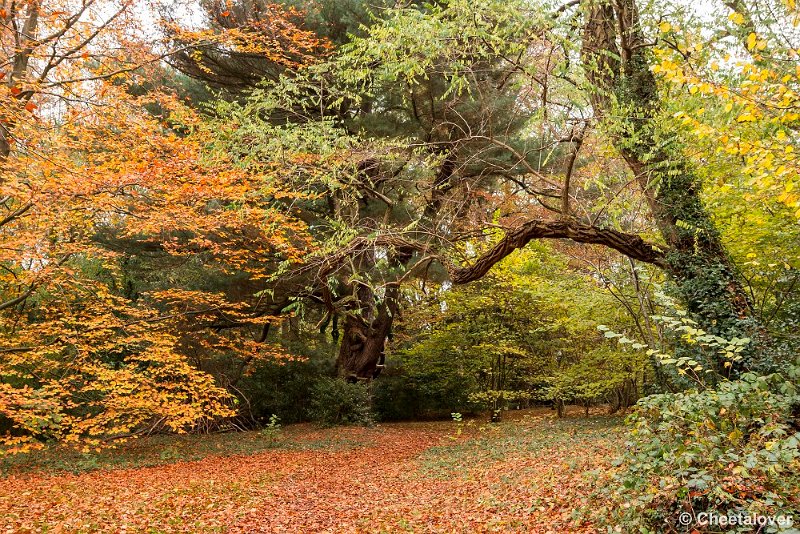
[397, 244, 647, 419]
[0, 0, 315, 452]
[650, 0, 798, 218]
[0, 0, 157, 160]
[207, 0, 783, 381]
[647, 0, 800, 362]
[576, 0, 762, 370]
[165, 0, 332, 92]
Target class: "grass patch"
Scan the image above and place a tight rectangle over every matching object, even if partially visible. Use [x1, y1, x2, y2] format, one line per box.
[416, 415, 624, 480]
[0, 424, 371, 477]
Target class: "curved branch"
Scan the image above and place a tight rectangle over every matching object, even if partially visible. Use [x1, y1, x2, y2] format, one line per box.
[449, 219, 668, 284]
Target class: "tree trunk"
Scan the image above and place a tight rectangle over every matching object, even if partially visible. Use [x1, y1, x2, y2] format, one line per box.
[609, 390, 622, 414]
[581, 0, 763, 372]
[335, 284, 398, 380]
[0, 125, 10, 161]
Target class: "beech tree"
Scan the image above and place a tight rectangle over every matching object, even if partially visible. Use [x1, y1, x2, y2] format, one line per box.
[0, 0, 313, 452]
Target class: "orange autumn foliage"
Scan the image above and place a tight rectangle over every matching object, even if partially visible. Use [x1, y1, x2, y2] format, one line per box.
[0, 0, 316, 454]
[0, 83, 314, 453]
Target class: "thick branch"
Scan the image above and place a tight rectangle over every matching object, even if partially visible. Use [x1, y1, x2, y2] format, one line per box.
[0, 201, 32, 228]
[449, 219, 668, 284]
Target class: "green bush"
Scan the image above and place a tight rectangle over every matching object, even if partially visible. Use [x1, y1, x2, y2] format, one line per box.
[236, 357, 333, 424]
[606, 367, 800, 532]
[307, 377, 374, 426]
[371, 366, 422, 421]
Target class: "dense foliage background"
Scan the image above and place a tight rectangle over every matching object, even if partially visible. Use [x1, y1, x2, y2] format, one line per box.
[0, 0, 798, 530]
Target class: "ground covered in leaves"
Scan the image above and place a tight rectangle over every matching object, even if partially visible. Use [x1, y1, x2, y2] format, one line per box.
[1, 408, 624, 533]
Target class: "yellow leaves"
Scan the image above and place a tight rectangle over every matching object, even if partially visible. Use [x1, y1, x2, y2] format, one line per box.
[747, 32, 758, 50]
[728, 12, 746, 25]
[778, 190, 798, 205]
[684, 82, 712, 98]
[746, 32, 767, 51]
[675, 44, 800, 219]
[781, 112, 800, 123]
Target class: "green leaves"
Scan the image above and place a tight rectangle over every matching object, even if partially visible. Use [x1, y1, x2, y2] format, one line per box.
[398, 245, 643, 415]
[606, 365, 800, 531]
[600, 301, 758, 387]
[337, 0, 542, 98]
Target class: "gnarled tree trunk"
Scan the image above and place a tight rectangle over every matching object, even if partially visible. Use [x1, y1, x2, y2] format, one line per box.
[335, 284, 399, 381]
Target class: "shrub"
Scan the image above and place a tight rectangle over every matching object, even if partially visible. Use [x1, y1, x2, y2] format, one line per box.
[371, 367, 421, 421]
[307, 377, 374, 426]
[236, 357, 333, 424]
[605, 367, 800, 532]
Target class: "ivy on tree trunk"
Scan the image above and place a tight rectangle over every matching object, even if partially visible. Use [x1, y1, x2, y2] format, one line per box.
[581, 0, 763, 372]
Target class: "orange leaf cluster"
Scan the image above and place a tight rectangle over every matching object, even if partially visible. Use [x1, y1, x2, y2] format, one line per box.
[1, 59, 312, 453]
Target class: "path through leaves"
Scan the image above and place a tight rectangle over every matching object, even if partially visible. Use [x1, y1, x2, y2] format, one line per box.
[1, 410, 622, 533]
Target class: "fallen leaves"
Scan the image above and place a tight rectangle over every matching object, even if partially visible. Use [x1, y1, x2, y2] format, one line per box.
[0, 412, 623, 533]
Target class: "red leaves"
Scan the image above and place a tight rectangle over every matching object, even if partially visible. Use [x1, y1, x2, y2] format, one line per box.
[0, 415, 622, 532]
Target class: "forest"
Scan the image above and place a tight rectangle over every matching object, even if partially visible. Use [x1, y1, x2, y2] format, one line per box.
[0, 0, 798, 531]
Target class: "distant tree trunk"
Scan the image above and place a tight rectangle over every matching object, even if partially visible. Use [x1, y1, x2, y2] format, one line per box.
[335, 284, 398, 380]
[0, 125, 10, 161]
[581, 0, 763, 372]
[609, 391, 622, 414]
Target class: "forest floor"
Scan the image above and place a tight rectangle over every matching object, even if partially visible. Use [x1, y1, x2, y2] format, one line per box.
[1, 407, 625, 533]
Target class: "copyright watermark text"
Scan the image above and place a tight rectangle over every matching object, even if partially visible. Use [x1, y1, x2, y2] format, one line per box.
[678, 511, 794, 529]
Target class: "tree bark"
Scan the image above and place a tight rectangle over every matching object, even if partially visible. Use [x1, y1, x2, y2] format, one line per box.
[335, 284, 398, 380]
[580, 0, 762, 371]
[0, 125, 11, 160]
[450, 218, 668, 284]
